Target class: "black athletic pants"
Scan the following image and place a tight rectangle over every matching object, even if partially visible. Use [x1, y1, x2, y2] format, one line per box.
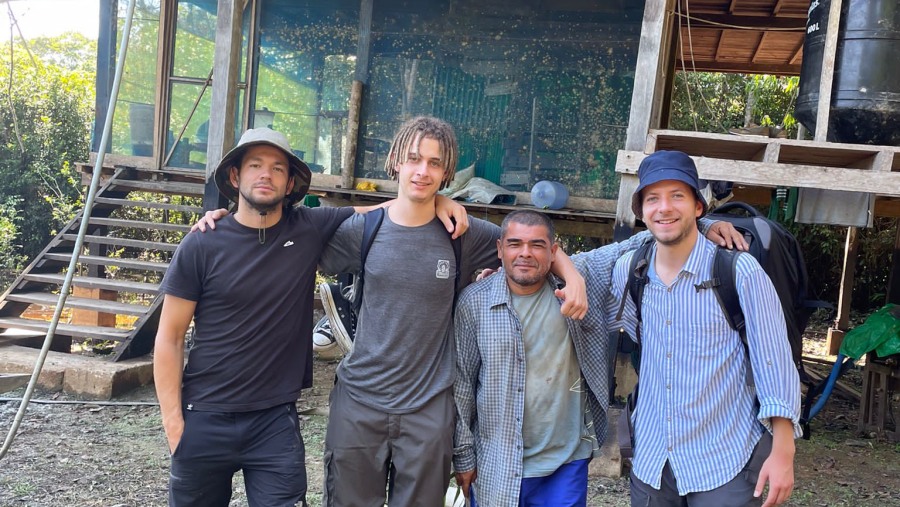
[168, 402, 307, 507]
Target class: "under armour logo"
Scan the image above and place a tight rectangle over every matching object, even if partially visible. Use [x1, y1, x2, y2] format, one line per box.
[283, 241, 294, 247]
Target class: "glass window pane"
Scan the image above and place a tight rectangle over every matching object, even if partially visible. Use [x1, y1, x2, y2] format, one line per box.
[173, 1, 218, 78]
[254, 0, 360, 175]
[165, 83, 211, 169]
[364, 0, 647, 198]
[111, 0, 161, 157]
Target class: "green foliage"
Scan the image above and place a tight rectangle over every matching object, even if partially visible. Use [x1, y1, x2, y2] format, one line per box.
[25, 32, 97, 74]
[669, 72, 800, 138]
[0, 35, 94, 272]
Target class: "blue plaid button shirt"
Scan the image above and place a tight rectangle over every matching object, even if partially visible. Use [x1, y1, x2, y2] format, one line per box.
[452, 231, 651, 506]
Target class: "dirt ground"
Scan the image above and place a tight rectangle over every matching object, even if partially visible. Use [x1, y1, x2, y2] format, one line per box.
[1, 334, 899, 507]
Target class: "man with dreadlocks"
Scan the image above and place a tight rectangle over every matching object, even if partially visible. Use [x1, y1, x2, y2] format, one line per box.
[317, 116, 589, 506]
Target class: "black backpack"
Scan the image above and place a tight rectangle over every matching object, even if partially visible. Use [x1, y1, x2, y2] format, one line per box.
[614, 202, 831, 456]
[620, 202, 827, 372]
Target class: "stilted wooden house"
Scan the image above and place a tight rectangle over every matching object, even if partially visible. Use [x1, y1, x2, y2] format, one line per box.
[0, 0, 897, 438]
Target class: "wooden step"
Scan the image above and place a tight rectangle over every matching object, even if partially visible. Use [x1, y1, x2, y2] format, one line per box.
[22, 274, 160, 295]
[5, 292, 150, 316]
[93, 196, 204, 214]
[0, 317, 131, 340]
[87, 217, 192, 233]
[109, 179, 205, 196]
[43, 253, 170, 272]
[63, 234, 180, 252]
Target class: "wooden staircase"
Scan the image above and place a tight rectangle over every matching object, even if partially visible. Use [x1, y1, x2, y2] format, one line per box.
[0, 167, 205, 361]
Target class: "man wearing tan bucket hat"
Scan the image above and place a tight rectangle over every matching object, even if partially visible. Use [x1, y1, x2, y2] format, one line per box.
[154, 127, 467, 507]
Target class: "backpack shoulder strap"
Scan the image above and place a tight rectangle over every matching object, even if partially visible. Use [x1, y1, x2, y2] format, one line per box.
[452, 234, 462, 289]
[712, 247, 764, 389]
[615, 241, 654, 348]
[451, 232, 463, 311]
[355, 208, 385, 312]
[711, 247, 748, 351]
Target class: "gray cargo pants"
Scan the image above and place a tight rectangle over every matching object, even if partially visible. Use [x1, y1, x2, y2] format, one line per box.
[323, 379, 454, 507]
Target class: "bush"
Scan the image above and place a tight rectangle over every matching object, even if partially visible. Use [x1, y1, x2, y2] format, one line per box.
[0, 34, 94, 274]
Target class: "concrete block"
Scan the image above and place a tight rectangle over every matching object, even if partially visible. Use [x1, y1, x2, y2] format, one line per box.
[0, 345, 153, 399]
[63, 356, 153, 400]
[0, 345, 67, 391]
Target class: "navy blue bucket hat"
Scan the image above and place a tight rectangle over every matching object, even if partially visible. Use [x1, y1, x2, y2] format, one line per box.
[631, 150, 708, 219]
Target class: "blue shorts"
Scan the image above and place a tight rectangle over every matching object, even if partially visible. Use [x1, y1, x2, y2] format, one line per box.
[472, 458, 589, 507]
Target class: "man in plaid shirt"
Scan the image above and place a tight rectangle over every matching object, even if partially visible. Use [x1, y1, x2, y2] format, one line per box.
[453, 209, 744, 506]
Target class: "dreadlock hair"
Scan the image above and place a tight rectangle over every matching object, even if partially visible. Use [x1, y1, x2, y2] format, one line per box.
[384, 116, 458, 190]
[501, 210, 556, 243]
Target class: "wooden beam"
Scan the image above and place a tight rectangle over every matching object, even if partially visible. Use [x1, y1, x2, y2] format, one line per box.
[93, 0, 117, 153]
[683, 14, 805, 30]
[751, 31, 769, 63]
[677, 60, 801, 76]
[617, 0, 673, 230]
[827, 226, 859, 355]
[789, 39, 804, 65]
[617, 151, 900, 197]
[153, 0, 177, 169]
[727, 0, 738, 14]
[342, 81, 363, 190]
[773, 0, 785, 15]
[815, 0, 843, 142]
[204, 0, 243, 211]
[713, 30, 727, 62]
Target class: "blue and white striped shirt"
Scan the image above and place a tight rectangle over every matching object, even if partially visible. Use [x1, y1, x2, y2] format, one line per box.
[611, 235, 801, 495]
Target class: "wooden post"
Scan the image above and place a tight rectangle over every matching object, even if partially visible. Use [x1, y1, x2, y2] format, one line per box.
[342, 81, 363, 190]
[826, 226, 859, 355]
[71, 287, 118, 328]
[93, 0, 117, 154]
[886, 220, 900, 305]
[339, 0, 374, 191]
[204, 0, 244, 211]
[615, 0, 675, 236]
[813, 0, 843, 143]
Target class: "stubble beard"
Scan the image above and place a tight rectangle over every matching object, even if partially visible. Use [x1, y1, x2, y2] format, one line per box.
[239, 187, 283, 214]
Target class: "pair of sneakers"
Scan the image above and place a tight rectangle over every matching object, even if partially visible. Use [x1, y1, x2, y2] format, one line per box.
[317, 282, 356, 354]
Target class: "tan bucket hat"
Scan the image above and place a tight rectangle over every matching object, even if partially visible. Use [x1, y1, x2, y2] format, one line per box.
[213, 128, 312, 206]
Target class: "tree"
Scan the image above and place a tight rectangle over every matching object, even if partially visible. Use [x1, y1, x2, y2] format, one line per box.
[0, 33, 94, 283]
[669, 71, 800, 138]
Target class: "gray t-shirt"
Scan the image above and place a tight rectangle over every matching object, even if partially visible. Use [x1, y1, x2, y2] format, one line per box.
[513, 281, 593, 477]
[320, 210, 500, 412]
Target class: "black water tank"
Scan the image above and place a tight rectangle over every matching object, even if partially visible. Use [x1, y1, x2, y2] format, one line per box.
[795, 0, 900, 146]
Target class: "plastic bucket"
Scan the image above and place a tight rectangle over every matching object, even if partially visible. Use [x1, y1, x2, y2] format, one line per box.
[531, 180, 569, 210]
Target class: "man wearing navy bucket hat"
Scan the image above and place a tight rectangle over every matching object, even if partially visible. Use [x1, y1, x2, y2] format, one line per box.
[153, 127, 468, 507]
[612, 150, 801, 507]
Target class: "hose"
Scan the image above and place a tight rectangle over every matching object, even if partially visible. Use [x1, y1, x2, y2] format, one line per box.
[806, 353, 855, 421]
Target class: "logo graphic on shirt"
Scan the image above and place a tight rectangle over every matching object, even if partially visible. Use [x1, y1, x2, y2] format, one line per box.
[436, 259, 451, 279]
[283, 241, 294, 247]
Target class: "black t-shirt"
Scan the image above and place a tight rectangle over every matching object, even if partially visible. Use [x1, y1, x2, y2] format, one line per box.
[160, 206, 353, 411]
